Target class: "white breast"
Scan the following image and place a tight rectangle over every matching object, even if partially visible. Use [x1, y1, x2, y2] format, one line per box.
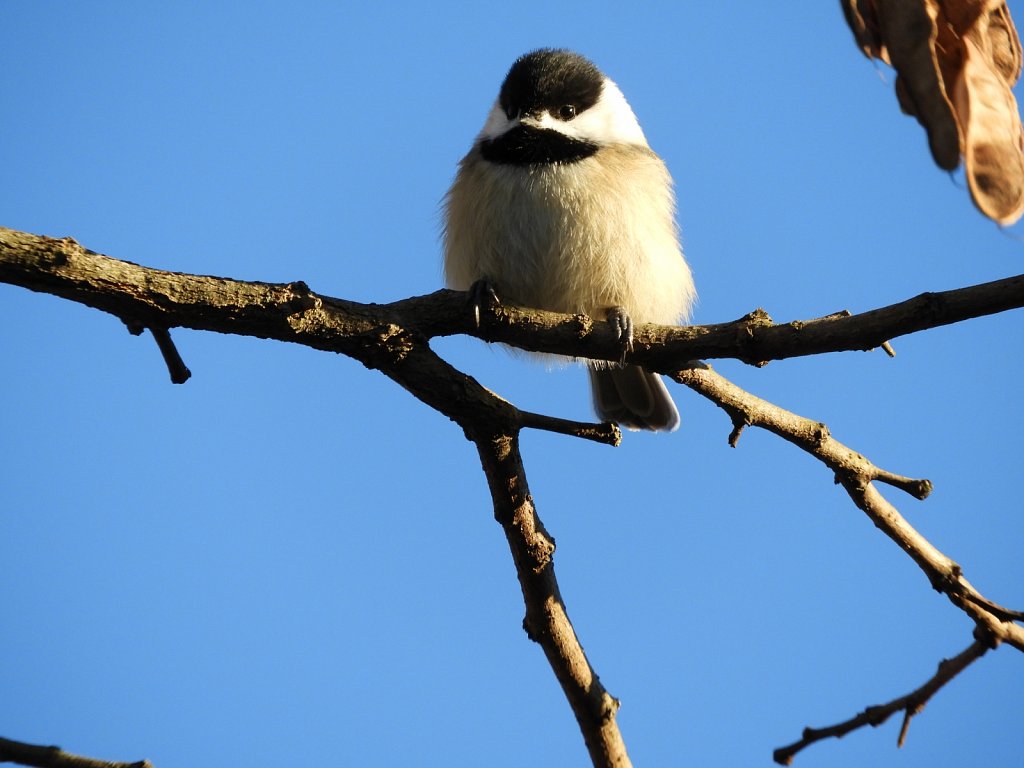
[443, 143, 695, 327]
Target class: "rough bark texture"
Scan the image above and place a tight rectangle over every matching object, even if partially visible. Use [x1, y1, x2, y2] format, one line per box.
[2, 225, 1022, 767]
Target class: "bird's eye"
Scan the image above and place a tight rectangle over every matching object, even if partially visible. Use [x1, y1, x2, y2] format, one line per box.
[505, 107, 518, 120]
[558, 104, 577, 120]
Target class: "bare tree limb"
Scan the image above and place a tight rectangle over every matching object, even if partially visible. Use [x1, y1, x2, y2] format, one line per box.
[472, 428, 631, 767]
[772, 638, 991, 764]
[0, 226, 635, 766]
[2, 228, 1023, 373]
[674, 363, 1024, 651]
[673, 363, 934, 498]
[0, 737, 152, 768]
[672, 362, 1022, 760]
[429, 280, 1024, 369]
[2, 225, 1021, 767]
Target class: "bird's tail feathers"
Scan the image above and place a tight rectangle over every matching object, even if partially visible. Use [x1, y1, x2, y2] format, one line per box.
[589, 365, 680, 432]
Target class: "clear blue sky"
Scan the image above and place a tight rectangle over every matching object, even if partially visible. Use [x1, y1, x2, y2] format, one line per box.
[2, 3, 1021, 766]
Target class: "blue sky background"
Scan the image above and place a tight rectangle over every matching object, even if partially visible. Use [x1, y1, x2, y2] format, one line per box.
[2, 3, 1022, 766]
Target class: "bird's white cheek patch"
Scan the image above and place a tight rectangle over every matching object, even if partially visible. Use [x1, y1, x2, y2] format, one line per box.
[569, 79, 647, 146]
[475, 78, 648, 147]
[480, 103, 515, 140]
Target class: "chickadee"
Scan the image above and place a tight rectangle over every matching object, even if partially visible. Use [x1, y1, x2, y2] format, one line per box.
[443, 49, 695, 431]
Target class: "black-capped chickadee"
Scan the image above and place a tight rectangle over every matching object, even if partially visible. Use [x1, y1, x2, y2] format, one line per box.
[444, 49, 695, 431]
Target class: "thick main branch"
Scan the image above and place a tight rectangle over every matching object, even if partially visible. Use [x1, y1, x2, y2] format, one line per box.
[3, 228, 1023, 370]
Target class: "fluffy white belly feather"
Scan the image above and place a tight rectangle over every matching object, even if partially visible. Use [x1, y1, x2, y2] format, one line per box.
[444, 143, 695, 327]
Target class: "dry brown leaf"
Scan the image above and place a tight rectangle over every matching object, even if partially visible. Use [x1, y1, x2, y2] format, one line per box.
[939, 0, 994, 33]
[875, 0, 962, 169]
[954, 33, 1024, 223]
[841, 0, 887, 59]
[841, 0, 1024, 223]
[988, 4, 1023, 82]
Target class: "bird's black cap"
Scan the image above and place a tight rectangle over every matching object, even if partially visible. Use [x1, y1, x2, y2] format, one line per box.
[498, 49, 604, 119]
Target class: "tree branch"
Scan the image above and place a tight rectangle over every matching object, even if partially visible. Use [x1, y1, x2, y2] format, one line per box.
[2, 227, 1023, 373]
[2, 225, 1021, 766]
[672, 362, 1022, 760]
[411, 281, 1024, 369]
[772, 638, 991, 764]
[472, 429, 631, 767]
[674, 364, 1024, 650]
[0, 226, 635, 766]
[517, 409, 622, 446]
[0, 737, 152, 768]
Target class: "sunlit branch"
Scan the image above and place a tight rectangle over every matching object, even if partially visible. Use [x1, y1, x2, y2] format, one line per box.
[0, 737, 152, 768]
[773, 638, 990, 764]
[3, 228, 1023, 378]
[2, 225, 1021, 768]
[673, 362, 1022, 760]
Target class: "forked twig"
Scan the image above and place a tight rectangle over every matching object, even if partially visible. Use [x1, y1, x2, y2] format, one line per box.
[773, 638, 991, 764]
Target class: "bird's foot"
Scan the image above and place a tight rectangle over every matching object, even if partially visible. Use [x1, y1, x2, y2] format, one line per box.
[606, 306, 634, 363]
[467, 279, 501, 328]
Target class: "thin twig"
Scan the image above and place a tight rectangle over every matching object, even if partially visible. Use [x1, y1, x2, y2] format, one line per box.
[123, 323, 190, 384]
[148, 327, 191, 384]
[674, 363, 1024, 652]
[518, 410, 622, 445]
[871, 467, 932, 500]
[837, 476, 1024, 650]
[672, 364, 932, 499]
[675, 362, 1022, 762]
[772, 639, 990, 764]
